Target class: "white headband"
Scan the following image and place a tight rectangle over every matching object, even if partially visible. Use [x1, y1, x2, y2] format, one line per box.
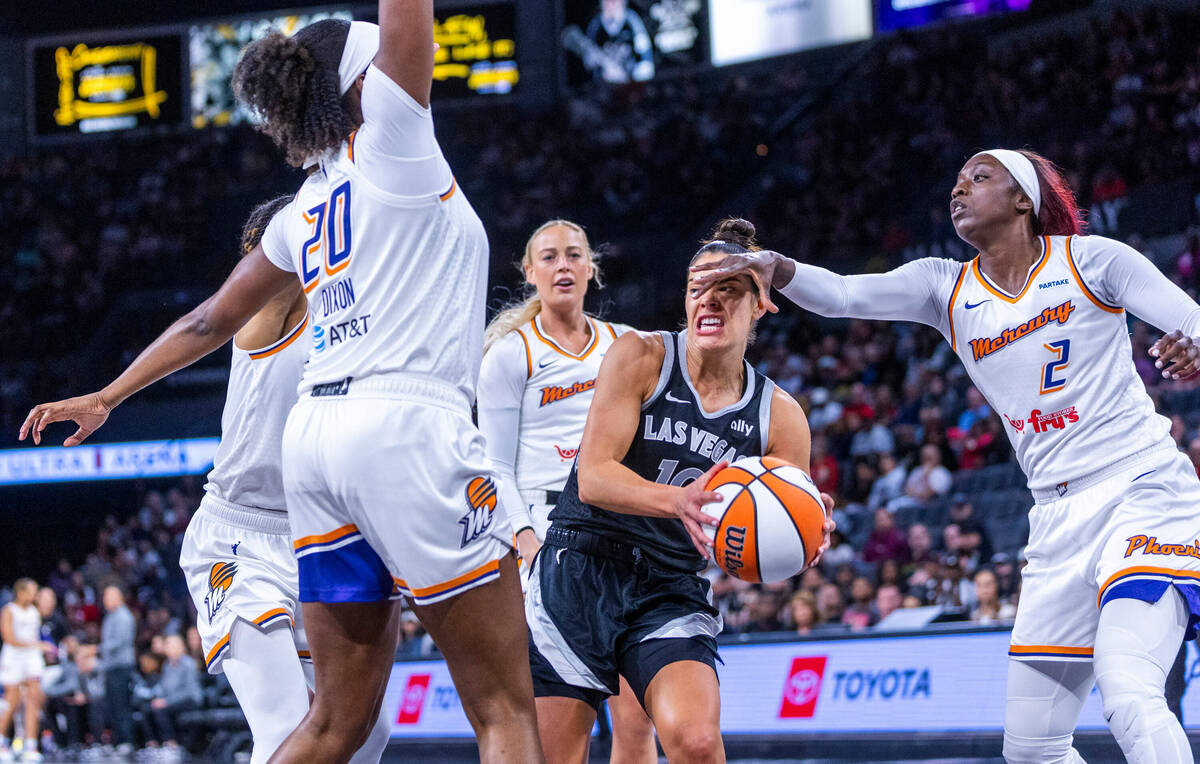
[338, 21, 380, 95]
[972, 149, 1041, 217]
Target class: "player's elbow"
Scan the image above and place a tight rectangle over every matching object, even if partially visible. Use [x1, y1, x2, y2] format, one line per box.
[576, 462, 604, 506]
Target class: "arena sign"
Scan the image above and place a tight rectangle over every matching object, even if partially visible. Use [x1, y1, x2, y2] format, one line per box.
[384, 629, 1200, 737]
[708, 0, 871, 67]
[0, 438, 219, 486]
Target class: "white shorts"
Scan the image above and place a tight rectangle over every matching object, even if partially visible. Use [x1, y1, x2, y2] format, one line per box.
[181, 494, 308, 674]
[283, 377, 513, 607]
[0, 646, 43, 686]
[1010, 445, 1200, 662]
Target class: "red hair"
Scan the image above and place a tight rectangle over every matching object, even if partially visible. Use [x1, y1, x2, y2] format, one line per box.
[1018, 150, 1085, 237]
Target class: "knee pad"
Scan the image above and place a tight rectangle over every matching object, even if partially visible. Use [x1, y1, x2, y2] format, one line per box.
[1002, 730, 1086, 764]
[1101, 688, 1173, 749]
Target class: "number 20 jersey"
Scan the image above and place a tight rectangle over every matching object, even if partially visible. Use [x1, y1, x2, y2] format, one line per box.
[945, 234, 1168, 491]
[261, 129, 489, 402]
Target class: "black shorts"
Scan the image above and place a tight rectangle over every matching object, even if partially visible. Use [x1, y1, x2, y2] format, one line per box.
[525, 527, 721, 711]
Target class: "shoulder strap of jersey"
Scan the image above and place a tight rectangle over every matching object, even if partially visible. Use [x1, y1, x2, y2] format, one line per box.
[757, 374, 775, 457]
[642, 331, 676, 411]
[513, 328, 533, 379]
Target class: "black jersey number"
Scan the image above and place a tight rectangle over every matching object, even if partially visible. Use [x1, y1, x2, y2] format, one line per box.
[655, 459, 704, 487]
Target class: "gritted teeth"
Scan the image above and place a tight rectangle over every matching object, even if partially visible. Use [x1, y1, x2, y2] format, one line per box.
[698, 316, 724, 328]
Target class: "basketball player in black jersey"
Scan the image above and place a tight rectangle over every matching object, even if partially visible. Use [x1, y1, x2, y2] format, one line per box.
[525, 219, 834, 763]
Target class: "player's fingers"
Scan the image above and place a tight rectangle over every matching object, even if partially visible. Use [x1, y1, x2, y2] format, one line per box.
[700, 460, 729, 485]
[683, 518, 712, 559]
[1155, 333, 1185, 367]
[18, 406, 42, 441]
[819, 492, 835, 516]
[688, 256, 736, 273]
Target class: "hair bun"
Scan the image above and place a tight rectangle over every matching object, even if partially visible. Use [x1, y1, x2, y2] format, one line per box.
[710, 217, 758, 249]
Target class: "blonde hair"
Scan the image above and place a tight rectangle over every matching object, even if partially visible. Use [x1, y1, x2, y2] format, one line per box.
[483, 219, 603, 354]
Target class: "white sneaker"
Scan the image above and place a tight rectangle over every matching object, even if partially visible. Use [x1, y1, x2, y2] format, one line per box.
[19, 751, 42, 762]
[0, 747, 13, 763]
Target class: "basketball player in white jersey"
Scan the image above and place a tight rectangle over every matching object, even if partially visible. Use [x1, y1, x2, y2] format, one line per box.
[0, 579, 44, 762]
[477, 220, 655, 764]
[690, 149, 1200, 763]
[179, 196, 389, 764]
[20, 6, 541, 762]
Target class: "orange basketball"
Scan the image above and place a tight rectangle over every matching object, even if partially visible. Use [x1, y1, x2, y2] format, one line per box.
[700, 456, 826, 583]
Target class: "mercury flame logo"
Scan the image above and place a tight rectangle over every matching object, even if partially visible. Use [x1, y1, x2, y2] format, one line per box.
[204, 562, 237, 622]
[458, 476, 498, 548]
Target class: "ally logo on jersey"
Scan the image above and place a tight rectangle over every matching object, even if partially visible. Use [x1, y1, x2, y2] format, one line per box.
[459, 476, 498, 548]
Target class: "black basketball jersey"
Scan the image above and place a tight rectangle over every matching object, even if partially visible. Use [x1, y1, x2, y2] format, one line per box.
[550, 331, 774, 572]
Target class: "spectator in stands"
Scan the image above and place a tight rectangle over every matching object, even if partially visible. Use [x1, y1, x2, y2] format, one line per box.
[933, 554, 976, 611]
[848, 410, 894, 456]
[842, 577, 876, 630]
[861, 507, 910, 564]
[943, 495, 993, 571]
[101, 584, 135, 753]
[741, 589, 785, 633]
[901, 444, 953, 504]
[876, 558, 903, 590]
[874, 584, 903, 624]
[789, 592, 819, 636]
[971, 568, 1016, 625]
[868, 452, 907, 510]
[990, 553, 1020, 601]
[137, 634, 201, 756]
[132, 651, 165, 749]
[809, 434, 839, 497]
[815, 583, 845, 627]
[820, 529, 857, 569]
[955, 387, 991, 433]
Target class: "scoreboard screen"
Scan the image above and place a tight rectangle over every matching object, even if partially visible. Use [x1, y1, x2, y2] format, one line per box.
[876, 0, 1032, 31]
[562, 0, 708, 87]
[433, 4, 519, 97]
[189, 10, 353, 129]
[30, 34, 184, 137]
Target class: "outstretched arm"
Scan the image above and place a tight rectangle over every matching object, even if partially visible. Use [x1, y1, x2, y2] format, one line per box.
[374, 0, 435, 107]
[19, 247, 295, 445]
[690, 251, 955, 328]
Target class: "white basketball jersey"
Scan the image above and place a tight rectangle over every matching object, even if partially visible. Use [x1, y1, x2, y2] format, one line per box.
[5, 603, 40, 645]
[261, 69, 488, 403]
[495, 316, 628, 492]
[203, 315, 309, 511]
[946, 235, 1169, 490]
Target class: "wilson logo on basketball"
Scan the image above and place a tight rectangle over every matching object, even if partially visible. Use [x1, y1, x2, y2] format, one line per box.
[554, 445, 579, 461]
[779, 656, 827, 719]
[395, 673, 432, 724]
[539, 379, 595, 407]
[720, 525, 747, 577]
[458, 476, 498, 548]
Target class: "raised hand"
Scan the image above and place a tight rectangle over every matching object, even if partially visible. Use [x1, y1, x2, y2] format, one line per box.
[19, 392, 112, 446]
[1150, 330, 1200, 380]
[688, 250, 790, 313]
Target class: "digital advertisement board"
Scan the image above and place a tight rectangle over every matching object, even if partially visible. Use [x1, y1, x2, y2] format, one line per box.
[384, 630, 1200, 737]
[562, 0, 708, 86]
[0, 438, 219, 486]
[189, 10, 353, 129]
[433, 4, 519, 97]
[876, 0, 1032, 32]
[30, 34, 184, 136]
[708, 0, 872, 67]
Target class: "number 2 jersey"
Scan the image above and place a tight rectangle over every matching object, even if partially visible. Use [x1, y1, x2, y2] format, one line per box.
[260, 65, 489, 403]
[549, 330, 775, 571]
[779, 234, 1200, 492]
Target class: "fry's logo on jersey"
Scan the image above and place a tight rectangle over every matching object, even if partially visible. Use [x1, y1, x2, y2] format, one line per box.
[968, 300, 1075, 361]
[204, 562, 237, 622]
[1123, 535, 1200, 560]
[459, 476, 498, 548]
[554, 445, 579, 461]
[540, 379, 595, 407]
[1006, 406, 1079, 434]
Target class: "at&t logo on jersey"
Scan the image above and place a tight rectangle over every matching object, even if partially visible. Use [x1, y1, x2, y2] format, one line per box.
[540, 379, 595, 407]
[204, 561, 237, 623]
[554, 445, 579, 461]
[313, 314, 372, 354]
[968, 300, 1075, 361]
[779, 656, 827, 718]
[1005, 406, 1080, 434]
[458, 476, 497, 548]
